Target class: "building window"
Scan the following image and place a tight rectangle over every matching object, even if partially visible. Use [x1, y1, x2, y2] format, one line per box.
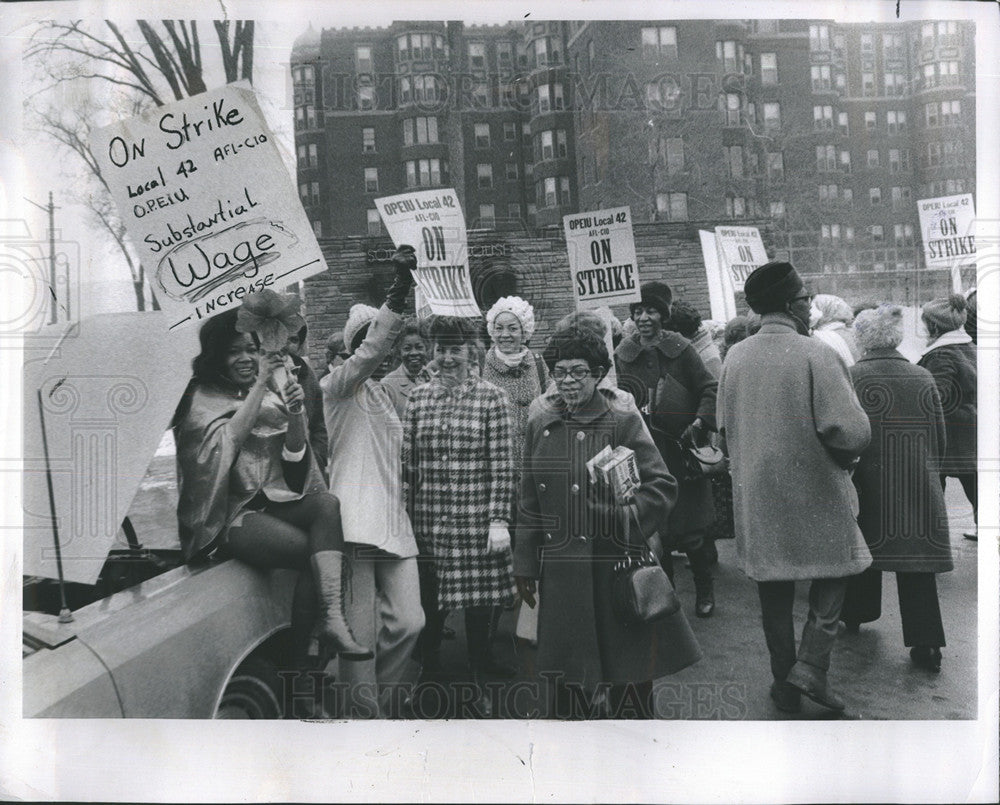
[767, 151, 784, 181]
[869, 187, 881, 205]
[295, 105, 317, 130]
[474, 122, 491, 148]
[887, 110, 906, 135]
[809, 24, 830, 51]
[540, 130, 553, 160]
[356, 45, 373, 74]
[889, 148, 909, 173]
[358, 86, 374, 111]
[506, 202, 520, 221]
[816, 144, 836, 172]
[926, 142, 942, 167]
[655, 192, 688, 221]
[556, 129, 567, 158]
[814, 105, 833, 131]
[719, 93, 740, 126]
[763, 102, 781, 133]
[412, 74, 439, 103]
[560, 177, 571, 206]
[869, 225, 884, 243]
[396, 32, 446, 61]
[302, 181, 320, 206]
[478, 203, 495, 228]
[894, 223, 915, 247]
[663, 138, 684, 174]
[502, 162, 517, 181]
[861, 72, 875, 97]
[312, 219, 323, 237]
[861, 34, 874, 51]
[811, 65, 831, 91]
[403, 116, 439, 145]
[760, 53, 777, 85]
[864, 111, 877, 132]
[404, 158, 446, 187]
[477, 163, 493, 189]
[884, 72, 906, 96]
[641, 26, 678, 59]
[588, 39, 596, 67]
[769, 200, 785, 219]
[364, 167, 379, 193]
[725, 196, 747, 218]
[297, 143, 319, 168]
[835, 112, 848, 136]
[939, 61, 960, 85]
[716, 40, 742, 73]
[362, 127, 376, 153]
[399, 77, 411, 103]
[819, 184, 838, 201]
[725, 145, 744, 178]
[543, 176, 557, 207]
[496, 41, 512, 69]
[842, 188, 853, 203]
[366, 209, 381, 236]
[867, 149, 880, 169]
[468, 42, 486, 70]
[503, 121, 516, 141]
[891, 186, 911, 210]
[839, 150, 851, 173]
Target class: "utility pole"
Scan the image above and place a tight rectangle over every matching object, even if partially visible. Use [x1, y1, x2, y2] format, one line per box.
[24, 192, 60, 324]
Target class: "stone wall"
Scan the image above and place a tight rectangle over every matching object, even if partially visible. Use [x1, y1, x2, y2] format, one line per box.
[301, 219, 966, 367]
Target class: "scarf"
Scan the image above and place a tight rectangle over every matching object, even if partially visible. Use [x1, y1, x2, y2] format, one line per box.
[493, 346, 531, 367]
[920, 327, 973, 357]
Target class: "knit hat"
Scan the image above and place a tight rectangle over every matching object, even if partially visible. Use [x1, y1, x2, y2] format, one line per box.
[921, 294, 967, 334]
[743, 261, 805, 313]
[343, 303, 378, 355]
[812, 294, 854, 326]
[854, 304, 904, 351]
[630, 281, 673, 320]
[486, 296, 536, 341]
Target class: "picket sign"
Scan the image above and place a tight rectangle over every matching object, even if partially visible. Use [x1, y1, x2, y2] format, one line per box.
[917, 194, 976, 294]
[92, 82, 328, 331]
[374, 189, 480, 317]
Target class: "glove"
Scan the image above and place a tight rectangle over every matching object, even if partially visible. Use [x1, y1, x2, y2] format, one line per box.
[680, 418, 704, 448]
[385, 245, 417, 312]
[487, 521, 511, 554]
[515, 576, 537, 609]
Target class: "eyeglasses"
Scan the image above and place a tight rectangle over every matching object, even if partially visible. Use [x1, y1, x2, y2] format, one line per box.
[551, 366, 595, 381]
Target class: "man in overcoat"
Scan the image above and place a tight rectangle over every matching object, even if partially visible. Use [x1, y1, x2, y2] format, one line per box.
[717, 261, 872, 713]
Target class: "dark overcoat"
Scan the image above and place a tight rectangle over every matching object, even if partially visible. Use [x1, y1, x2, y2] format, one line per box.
[917, 340, 977, 474]
[850, 350, 953, 573]
[513, 388, 702, 690]
[615, 332, 718, 539]
[717, 314, 873, 581]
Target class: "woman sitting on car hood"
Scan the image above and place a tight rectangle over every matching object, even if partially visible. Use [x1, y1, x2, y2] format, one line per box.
[172, 308, 371, 668]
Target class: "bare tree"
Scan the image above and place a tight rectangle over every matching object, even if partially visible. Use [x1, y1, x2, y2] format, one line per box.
[26, 18, 256, 310]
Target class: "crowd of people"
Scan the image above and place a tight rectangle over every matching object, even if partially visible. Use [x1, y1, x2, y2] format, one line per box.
[171, 247, 978, 719]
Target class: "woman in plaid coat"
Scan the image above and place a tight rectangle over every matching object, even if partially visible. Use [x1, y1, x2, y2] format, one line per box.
[403, 315, 517, 680]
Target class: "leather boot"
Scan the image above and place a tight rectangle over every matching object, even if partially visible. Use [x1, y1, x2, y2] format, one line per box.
[310, 551, 373, 660]
[688, 547, 715, 618]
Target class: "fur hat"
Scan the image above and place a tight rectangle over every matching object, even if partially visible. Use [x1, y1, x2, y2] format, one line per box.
[921, 294, 967, 334]
[854, 304, 904, 351]
[630, 281, 673, 320]
[743, 261, 805, 313]
[343, 303, 378, 355]
[486, 296, 536, 341]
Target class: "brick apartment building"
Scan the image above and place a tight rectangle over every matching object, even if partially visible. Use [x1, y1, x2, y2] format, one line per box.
[291, 18, 975, 318]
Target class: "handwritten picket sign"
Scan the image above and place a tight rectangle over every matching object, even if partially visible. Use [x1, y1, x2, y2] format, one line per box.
[562, 207, 641, 310]
[92, 82, 327, 330]
[374, 189, 480, 318]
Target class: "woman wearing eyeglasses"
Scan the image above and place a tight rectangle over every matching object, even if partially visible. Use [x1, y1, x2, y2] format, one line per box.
[514, 328, 702, 719]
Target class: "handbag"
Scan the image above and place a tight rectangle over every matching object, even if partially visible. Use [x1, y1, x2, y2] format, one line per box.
[612, 548, 681, 625]
[683, 443, 727, 478]
[611, 500, 681, 625]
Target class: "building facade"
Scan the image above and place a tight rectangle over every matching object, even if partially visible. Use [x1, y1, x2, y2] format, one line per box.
[291, 18, 975, 281]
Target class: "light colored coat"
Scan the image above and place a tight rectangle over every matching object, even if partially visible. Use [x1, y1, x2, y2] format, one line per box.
[718, 314, 873, 581]
[320, 304, 418, 559]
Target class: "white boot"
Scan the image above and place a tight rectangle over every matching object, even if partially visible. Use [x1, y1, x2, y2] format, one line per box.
[310, 551, 373, 660]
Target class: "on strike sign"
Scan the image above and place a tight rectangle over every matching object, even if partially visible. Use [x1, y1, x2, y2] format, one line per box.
[92, 83, 328, 331]
[563, 207, 640, 310]
[918, 194, 976, 268]
[714, 226, 768, 286]
[374, 189, 480, 317]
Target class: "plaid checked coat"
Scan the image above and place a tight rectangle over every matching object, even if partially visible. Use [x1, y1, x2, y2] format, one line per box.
[403, 374, 517, 608]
